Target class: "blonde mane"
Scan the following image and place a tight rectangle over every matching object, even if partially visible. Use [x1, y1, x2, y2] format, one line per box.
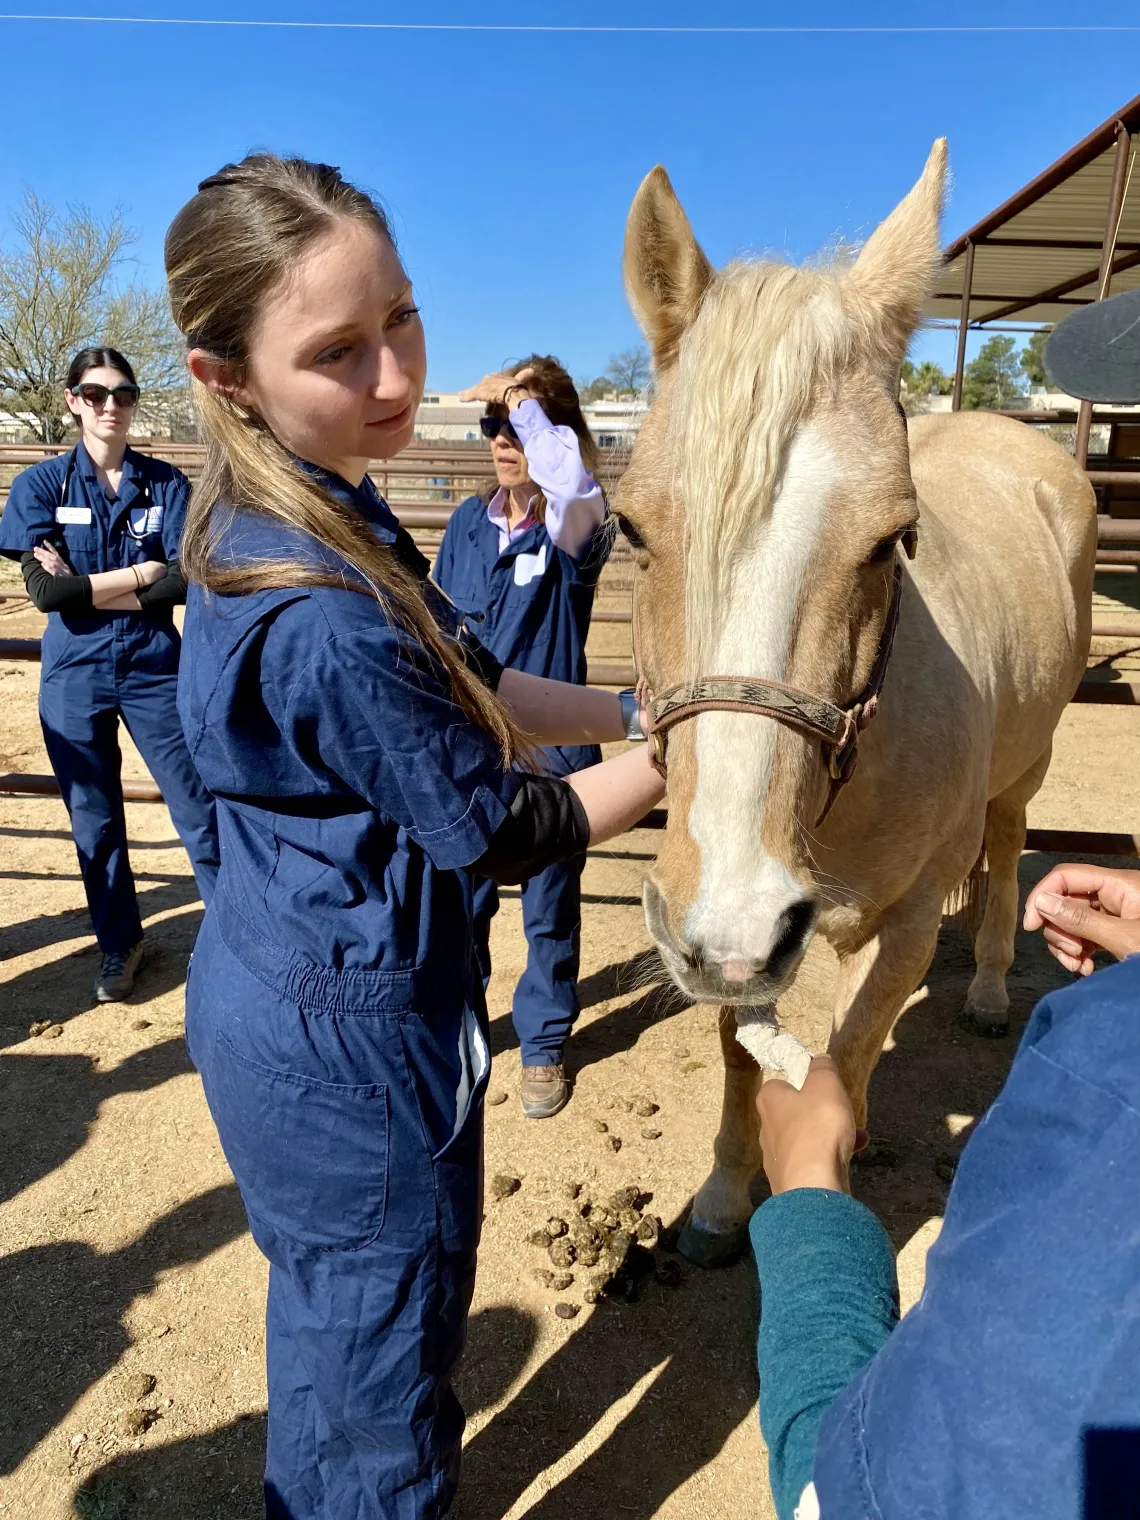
[671, 256, 856, 672]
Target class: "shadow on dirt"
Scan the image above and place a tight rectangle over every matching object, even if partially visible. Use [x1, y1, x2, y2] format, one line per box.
[1, 898, 203, 1049]
[455, 1214, 756, 1520]
[67, 1305, 542, 1520]
[1, 1037, 193, 1206]
[0, 1184, 248, 1479]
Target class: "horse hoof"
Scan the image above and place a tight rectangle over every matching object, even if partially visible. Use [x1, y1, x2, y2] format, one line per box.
[961, 1003, 1009, 1039]
[677, 1216, 749, 1269]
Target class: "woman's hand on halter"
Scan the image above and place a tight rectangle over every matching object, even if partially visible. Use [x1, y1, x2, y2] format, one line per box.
[1024, 864, 1140, 976]
[459, 367, 536, 408]
[756, 1055, 857, 1196]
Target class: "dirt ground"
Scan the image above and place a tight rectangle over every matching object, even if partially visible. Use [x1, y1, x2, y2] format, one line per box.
[3, 564, 1139, 1520]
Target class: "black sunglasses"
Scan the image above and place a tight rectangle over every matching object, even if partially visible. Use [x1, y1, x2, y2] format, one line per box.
[479, 415, 519, 443]
[73, 382, 140, 409]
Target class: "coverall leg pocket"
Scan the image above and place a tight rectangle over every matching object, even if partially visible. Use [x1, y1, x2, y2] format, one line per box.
[211, 1031, 390, 1253]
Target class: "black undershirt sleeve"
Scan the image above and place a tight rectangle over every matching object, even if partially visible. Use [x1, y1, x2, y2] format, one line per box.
[471, 774, 591, 885]
[135, 559, 187, 608]
[20, 551, 94, 614]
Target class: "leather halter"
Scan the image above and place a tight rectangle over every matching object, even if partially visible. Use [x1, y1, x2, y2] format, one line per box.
[634, 546, 911, 826]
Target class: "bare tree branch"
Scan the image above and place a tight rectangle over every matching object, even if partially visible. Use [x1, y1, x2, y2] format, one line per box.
[0, 190, 188, 443]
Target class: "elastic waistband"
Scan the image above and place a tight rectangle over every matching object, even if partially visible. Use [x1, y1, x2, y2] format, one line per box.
[212, 892, 457, 1015]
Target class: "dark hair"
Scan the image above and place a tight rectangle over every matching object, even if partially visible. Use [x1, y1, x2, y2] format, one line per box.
[66, 346, 136, 390]
[483, 354, 599, 514]
[164, 152, 525, 765]
[64, 347, 137, 427]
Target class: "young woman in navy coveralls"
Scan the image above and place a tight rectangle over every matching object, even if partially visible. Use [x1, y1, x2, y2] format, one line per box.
[0, 347, 219, 1001]
[165, 155, 664, 1518]
[434, 357, 611, 1119]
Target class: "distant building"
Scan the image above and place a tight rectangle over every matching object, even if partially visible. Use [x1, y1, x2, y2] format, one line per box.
[414, 391, 649, 454]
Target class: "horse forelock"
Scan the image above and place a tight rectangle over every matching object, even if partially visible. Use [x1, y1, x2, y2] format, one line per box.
[671, 257, 855, 673]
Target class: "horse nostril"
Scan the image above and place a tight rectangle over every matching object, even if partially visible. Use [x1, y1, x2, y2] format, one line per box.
[767, 899, 818, 981]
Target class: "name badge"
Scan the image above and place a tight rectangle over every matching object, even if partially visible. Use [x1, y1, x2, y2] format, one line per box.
[513, 544, 547, 587]
[56, 505, 92, 525]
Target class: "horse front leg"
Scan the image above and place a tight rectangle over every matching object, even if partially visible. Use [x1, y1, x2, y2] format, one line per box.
[827, 883, 945, 1133]
[965, 746, 1052, 1036]
[677, 1009, 763, 1268]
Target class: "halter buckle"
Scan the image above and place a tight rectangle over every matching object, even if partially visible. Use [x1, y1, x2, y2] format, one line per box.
[828, 709, 861, 784]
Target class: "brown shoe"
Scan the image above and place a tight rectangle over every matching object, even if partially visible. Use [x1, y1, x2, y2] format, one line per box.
[520, 1063, 569, 1120]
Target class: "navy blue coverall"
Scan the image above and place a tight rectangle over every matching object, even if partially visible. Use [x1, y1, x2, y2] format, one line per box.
[0, 443, 219, 950]
[178, 473, 521, 1518]
[434, 487, 609, 1066]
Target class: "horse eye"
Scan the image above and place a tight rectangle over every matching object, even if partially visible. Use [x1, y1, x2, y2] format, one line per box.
[617, 514, 647, 551]
[868, 533, 900, 565]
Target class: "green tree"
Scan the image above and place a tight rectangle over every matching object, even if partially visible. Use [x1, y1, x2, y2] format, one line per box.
[576, 374, 611, 404]
[961, 335, 1027, 411]
[1020, 327, 1053, 389]
[0, 190, 186, 442]
[899, 358, 952, 414]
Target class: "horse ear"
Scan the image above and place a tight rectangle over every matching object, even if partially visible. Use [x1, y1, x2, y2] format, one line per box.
[624, 166, 714, 372]
[847, 139, 949, 368]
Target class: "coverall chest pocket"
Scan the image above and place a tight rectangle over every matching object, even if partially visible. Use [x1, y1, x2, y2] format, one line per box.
[212, 1031, 390, 1252]
[54, 524, 100, 574]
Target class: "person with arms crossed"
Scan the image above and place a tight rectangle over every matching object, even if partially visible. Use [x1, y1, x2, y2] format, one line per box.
[0, 347, 219, 1001]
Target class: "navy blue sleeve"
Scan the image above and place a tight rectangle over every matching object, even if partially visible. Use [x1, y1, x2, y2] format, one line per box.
[290, 620, 521, 872]
[750, 1190, 898, 1520]
[158, 465, 191, 561]
[814, 956, 1140, 1520]
[0, 463, 60, 559]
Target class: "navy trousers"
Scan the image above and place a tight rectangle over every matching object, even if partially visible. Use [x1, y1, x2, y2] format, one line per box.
[40, 665, 219, 952]
[472, 854, 585, 1066]
[187, 902, 485, 1520]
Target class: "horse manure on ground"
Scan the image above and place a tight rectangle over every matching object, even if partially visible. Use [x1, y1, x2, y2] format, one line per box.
[549, 1271, 574, 1290]
[527, 1228, 553, 1249]
[605, 1135, 622, 1152]
[558, 1179, 581, 1200]
[554, 1302, 579, 1320]
[545, 1216, 569, 1238]
[533, 1267, 556, 1287]
[591, 1118, 609, 1133]
[489, 1174, 521, 1201]
[116, 1407, 157, 1437]
[121, 1372, 157, 1401]
[549, 1238, 576, 1269]
[641, 1127, 663, 1140]
[654, 1257, 683, 1288]
[486, 1089, 508, 1106]
[28, 1020, 53, 1037]
[632, 1098, 659, 1118]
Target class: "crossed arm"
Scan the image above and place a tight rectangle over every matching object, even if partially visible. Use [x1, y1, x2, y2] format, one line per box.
[23, 540, 168, 613]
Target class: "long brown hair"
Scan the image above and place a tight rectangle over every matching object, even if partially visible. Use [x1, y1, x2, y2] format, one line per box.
[165, 154, 524, 764]
[483, 354, 600, 516]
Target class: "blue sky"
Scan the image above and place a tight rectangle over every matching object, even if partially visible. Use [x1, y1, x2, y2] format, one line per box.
[1, 2, 1138, 389]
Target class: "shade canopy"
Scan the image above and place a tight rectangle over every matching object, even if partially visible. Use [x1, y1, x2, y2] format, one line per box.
[927, 94, 1140, 329]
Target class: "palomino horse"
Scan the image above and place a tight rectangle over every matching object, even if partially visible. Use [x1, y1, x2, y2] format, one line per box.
[617, 141, 1096, 1265]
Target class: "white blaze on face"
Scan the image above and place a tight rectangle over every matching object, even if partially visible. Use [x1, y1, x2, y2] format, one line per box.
[684, 424, 840, 969]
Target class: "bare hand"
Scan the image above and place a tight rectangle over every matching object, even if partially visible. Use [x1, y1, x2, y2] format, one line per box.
[136, 560, 168, 588]
[1023, 864, 1140, 975]
[756, 1055, 856, 1195]
[33, 542, 72, 577]
[459, 367, 535, 407]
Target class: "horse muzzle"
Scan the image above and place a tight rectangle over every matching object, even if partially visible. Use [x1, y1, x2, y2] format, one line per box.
[643, 878, 818, 1004]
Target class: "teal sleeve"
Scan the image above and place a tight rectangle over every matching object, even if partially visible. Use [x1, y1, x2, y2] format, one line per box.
[750, 1189, 899, 1519]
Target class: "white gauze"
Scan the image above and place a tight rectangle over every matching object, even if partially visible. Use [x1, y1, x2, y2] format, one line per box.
[734, 1006, 813, 1089]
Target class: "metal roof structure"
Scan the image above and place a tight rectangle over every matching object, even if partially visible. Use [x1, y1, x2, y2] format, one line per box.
[929, 93, 1140, 336]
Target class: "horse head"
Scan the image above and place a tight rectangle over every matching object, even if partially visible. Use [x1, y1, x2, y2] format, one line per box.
[620, 141, 948, 1006]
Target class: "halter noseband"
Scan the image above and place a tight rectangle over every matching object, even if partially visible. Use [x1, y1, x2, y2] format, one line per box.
[635, 543, 911, 826]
